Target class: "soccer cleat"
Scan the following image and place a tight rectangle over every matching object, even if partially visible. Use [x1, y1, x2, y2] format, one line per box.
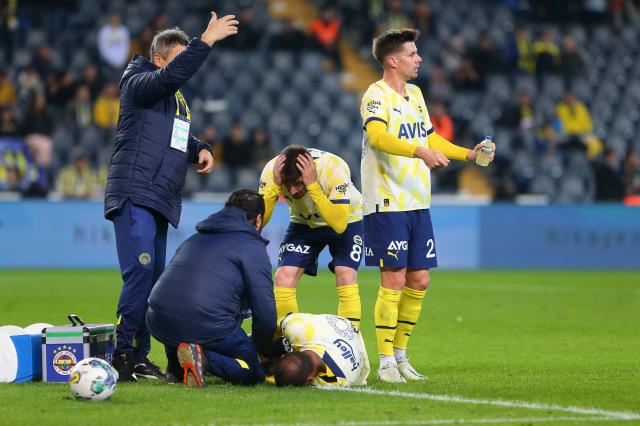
[177, 343, 207, 388]
[134, 357, 166, 380]
[397, 359, 427, 381]
[377, 364, 406, 383]
[112, 351, 138, 382]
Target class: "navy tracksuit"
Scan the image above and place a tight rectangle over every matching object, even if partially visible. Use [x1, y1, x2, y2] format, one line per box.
[104, 38, 212, 362]
[146, 206, 277, 385]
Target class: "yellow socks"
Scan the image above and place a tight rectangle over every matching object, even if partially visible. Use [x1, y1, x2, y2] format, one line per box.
[374, 287, 402, 356]
[336, 284, 361, 329]
[393, 287, 426, 351]
[274, 286, 298, 321]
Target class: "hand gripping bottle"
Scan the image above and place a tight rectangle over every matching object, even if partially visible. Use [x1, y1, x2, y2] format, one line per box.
[475, 136, 494, 167]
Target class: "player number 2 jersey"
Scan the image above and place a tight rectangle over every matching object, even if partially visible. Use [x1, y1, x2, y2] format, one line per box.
[260, 149, 362, 228]
[281, 313, 370, 386]
[360, 80, 434, 215]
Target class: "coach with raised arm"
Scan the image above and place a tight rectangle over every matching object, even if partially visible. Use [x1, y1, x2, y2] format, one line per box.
[104, 12, 238, 381]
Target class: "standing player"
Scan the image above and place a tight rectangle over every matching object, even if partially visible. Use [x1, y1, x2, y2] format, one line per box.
[259, 146, 363, 329]
[273, 313, 370, 387]
[360, 29, 495, 382]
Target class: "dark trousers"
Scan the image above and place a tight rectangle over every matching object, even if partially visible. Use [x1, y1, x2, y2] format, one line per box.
[113, 200, 168, 363]
[165, 327, 265, 386]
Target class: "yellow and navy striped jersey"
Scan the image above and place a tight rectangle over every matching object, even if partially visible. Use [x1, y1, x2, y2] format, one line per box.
[259, 148, 363, 228]
[280, 313, 370, 387]
[360, 80, 434, 215]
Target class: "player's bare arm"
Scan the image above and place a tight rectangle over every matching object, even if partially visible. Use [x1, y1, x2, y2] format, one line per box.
[414, 146, 450, 170]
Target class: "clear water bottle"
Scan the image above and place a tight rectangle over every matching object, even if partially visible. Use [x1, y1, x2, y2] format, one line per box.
[475, 136, 494, 167]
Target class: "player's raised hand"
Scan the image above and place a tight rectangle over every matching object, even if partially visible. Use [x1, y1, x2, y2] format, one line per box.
[416, 147, 450, 170]
[201, 11, 239, 46]
[273, 154, 286, 185]
[296, 153, 317, 185]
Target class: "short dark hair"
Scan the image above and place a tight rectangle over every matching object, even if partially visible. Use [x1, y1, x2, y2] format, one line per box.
[372, 28, 420, 66]
[225, 189, 265, 225]
[274, 352, 314, 387]
[280, 145, 310, 186]
[150, 27, 189, 59]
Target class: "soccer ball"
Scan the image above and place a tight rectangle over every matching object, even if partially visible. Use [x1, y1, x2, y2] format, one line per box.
[68, 357, 118, 401]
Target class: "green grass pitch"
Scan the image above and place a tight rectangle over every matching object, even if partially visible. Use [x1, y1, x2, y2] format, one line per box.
[0, 269, 638, 425]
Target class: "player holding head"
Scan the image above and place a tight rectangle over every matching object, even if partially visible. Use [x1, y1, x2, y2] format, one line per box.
[273, 313, 370, 387]
[259, 146, 363, 329]
[361, 29, 495, 382]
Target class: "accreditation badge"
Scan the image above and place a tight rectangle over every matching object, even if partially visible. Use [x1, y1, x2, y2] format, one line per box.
[170, 117, 190, 152]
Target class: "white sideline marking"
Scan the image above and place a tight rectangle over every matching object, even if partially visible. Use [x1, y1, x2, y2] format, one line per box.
[239, 416, 625, 426]
[319, 387, 640, 421]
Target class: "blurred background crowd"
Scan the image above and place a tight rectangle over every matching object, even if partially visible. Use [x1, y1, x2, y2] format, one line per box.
[1, 0, 639, 203]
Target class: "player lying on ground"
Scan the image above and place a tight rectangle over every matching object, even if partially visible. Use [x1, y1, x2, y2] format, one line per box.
[259, 146, 364, 329]
[271, 313, 370, 386]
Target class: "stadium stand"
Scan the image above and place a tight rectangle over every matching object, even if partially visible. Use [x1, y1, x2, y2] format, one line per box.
[1, 0, 639, 202]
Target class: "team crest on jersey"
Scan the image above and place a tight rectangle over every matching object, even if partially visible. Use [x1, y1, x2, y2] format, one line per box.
[335, 183, 349, 196]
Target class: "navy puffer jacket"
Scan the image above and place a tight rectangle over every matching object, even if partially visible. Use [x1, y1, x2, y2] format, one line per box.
[146, 206, 276, 354]
[104, 38, 212, 228]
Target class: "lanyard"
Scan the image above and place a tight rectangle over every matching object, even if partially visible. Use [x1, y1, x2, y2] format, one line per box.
[174, 90, 191, 121]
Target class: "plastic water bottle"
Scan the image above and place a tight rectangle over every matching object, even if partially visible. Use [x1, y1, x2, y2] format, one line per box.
[475, 136, 494, 167]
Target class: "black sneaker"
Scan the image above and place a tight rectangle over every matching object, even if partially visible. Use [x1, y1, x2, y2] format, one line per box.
[112, 351, 137, 382]
[134, 357, 167, 380]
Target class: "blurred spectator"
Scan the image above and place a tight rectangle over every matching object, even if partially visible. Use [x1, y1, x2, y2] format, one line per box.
[79, 64, 105, 101]
[129, 26, 154, 60]
[452, 58, 484, 91]
[17, 66, 45, 104]
[378, 0, 409, 32]
[270, 18, 308, 51]
[507, 26, 535, 75]
[32, 44, 55, 80]
[534, 119, 561, 153]
[310, 6, 342, 69]
[442, 36, 466, 75]
[0, 1, 19, 64]
[555, 90, 602, 158]
[469, 35, 504, 79]
[220, 7, 261, 49]
[559, 36, 585, 87]
[0, 71, 17, 107]
[533, 30, 560, 87]
[151, 12, 170, 33]
[430, 102, 455, 142]
[66, 84, 93, 129]
[0, 107, 20, 137]
[198, 125, 223, 169]
[222, 122, 252, 168]
[420, 66, 452, 104]
[410, 1, 436, 37]
[250, 127, 273, 173]
[98, 12, 131, 71]
[93, 82, 120, 129]
[55, 149, 100, 199]
[594, 148, 625, 201]
[21, 93, 54, 168]
[623, 150, 640, 195]
[46, 71, 77, 107]
[502, 91, 535, 148]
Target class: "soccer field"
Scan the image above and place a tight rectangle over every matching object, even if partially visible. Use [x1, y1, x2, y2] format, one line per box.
[0, 269, 638, 426]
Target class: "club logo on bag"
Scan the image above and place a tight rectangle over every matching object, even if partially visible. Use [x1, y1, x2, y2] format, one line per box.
[138, 253, 152, 265]
[52, 345, 77, 375]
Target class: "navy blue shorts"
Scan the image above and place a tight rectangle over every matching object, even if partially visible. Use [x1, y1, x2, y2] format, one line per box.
[278, 220, 364, 276]
[363, 209, 438, 270]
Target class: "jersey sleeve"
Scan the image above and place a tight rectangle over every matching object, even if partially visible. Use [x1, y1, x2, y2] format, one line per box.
[259, 157, 281, 225]
[361, 87, 390, 128]
[319, 156, 353, 204]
